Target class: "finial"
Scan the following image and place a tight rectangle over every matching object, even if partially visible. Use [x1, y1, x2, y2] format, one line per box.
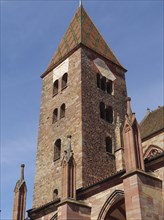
[20, 164, 25, 180]
[146, 108, 151, 115]
[126, 97, 132, 116]
[79, 0, 82, 7]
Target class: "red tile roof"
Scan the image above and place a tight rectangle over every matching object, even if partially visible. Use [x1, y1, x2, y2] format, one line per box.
[44, 5, 124, 75]
[140, 106, 164, 139]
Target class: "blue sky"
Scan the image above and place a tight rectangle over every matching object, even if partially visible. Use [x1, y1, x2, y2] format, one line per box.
[1, 0, 163, 219]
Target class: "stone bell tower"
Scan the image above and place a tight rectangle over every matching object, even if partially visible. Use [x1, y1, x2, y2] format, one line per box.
[31, 4, 128, 216]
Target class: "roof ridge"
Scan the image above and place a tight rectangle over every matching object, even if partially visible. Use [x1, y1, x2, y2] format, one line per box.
[140, 106, 164, 124]
[81, 7, 123, 67]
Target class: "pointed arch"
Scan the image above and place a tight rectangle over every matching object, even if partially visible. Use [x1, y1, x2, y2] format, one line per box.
[144, 145, 163, 159]
[97, 190, 125, 220]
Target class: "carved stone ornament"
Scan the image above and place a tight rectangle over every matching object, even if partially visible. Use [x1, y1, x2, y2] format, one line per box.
[124, 124, 131, 133]
[144, 145, 163, 159]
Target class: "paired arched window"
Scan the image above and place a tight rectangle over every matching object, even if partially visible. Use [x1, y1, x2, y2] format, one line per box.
[52, 108, 58, 123]
[60, 104, 66, 119]
[53, 73, 68, 97]
[100, 102, 113, 123]
[54, 139, 61, 161]
[53, 80, 58, 96]
[62, 73, 68, 90]
[52, 104, 66, 123]
[97, 73, 113, 94]
[53, 189, 58, 200]
[106, 137, 113, 154]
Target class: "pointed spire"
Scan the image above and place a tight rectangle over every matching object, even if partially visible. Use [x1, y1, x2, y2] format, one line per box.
[61, 135, 76, 200]
[43, 5, 125, 77]
[123, 98, 145, 172]
[79, 0, 82, 7]
[12, 165, 27, 220]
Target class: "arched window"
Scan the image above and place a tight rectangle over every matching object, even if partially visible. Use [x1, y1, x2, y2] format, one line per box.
[60, 104, 66, 119]
[53, 189, 58, 200]
[54, 139, 61, 161]
[53, 80, 59, 96]
[106, 137, 112, 154]
[100, 102, 106, 119]
[106, 80, 113, 95]
[101, 76, 106, 91]
[106, 106, 113, 123]
[97, 73, 101, 88]
[52, 108, 58, 123]
[61, 73, 68, 90]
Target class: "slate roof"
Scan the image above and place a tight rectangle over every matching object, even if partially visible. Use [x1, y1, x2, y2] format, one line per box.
[140, 106, 164, 139]
[44, 5, 124, 75]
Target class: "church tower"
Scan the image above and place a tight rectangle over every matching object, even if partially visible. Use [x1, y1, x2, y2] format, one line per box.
[30, 4, 128, 217]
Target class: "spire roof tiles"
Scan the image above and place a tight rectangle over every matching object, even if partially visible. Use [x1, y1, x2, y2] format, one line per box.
[44, 5, 124, 76]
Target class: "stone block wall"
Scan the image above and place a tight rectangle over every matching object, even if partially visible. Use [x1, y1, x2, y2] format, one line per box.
[33, 46, 128, 208]
[123, 171, 163, 220]
[58, 201, 91, 220]
[81, 46, 127, 185]
[33, 48, 83, 208]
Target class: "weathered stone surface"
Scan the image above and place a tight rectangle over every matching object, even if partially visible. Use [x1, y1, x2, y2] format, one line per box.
[33, 45, 127, 209]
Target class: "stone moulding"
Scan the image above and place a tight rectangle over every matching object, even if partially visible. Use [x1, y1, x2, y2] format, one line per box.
[97, 190, 124, 220]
